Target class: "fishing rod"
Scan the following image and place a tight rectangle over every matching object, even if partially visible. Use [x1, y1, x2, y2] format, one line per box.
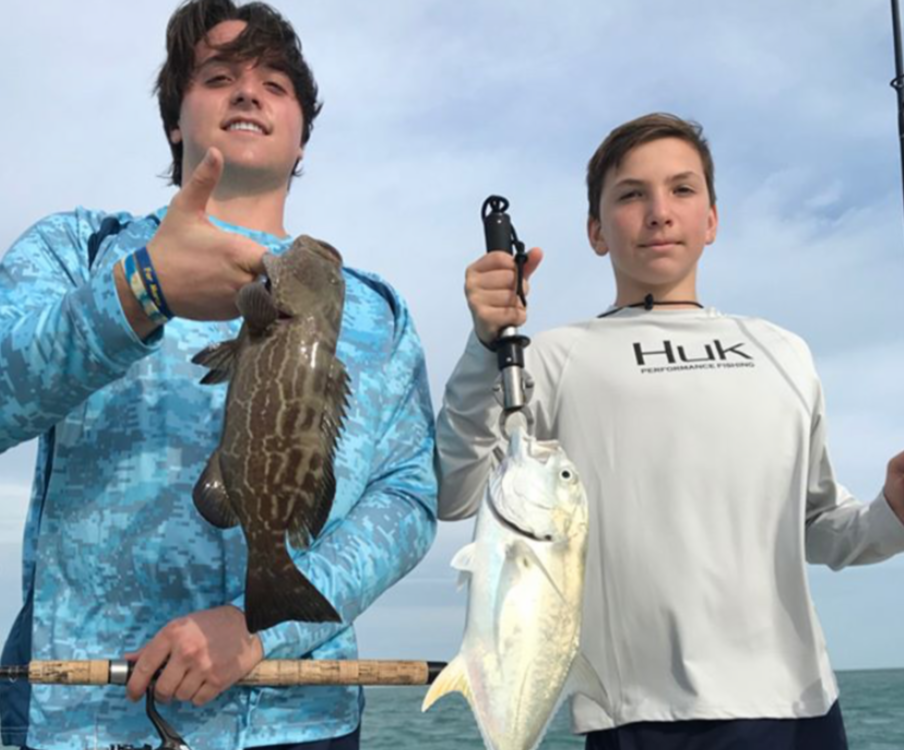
[0, 659, 446, 750]
[481, 195, 534, 435]
[892, 0, 904, 217]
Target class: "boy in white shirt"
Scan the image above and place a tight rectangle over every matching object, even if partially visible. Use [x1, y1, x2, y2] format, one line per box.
[436, 112, 904, 750]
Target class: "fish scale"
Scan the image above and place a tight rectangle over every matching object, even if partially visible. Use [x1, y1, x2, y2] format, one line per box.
[192, 235, 350, 632]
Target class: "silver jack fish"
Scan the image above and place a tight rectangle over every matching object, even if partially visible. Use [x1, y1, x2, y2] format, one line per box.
[423, 427, 607, 750]
[192, 235, 349, 633]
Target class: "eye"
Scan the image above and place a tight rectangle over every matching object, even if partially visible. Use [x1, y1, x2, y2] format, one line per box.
[618, 190, 641, 201]
[675, 185, 695, 195]
[205, 74, 231, 86]
[560, 469, 573, 481]
[265, 81, 288, 95]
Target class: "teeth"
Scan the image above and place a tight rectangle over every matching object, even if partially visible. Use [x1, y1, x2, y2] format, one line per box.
[228, 121, 264, 134]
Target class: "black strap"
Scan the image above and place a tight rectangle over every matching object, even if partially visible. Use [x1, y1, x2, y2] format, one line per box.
[598, 294, 704, 318]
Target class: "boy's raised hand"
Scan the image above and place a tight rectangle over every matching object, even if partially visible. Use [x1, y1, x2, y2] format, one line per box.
[884, 450, 904, 524]
[465, 248, 543, 347]
[115, 147, 269, 337]
[147, 148, 268, 321]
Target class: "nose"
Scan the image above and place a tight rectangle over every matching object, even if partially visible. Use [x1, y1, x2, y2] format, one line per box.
[645, 190, 674, 228]
[230, 75, 263, 109]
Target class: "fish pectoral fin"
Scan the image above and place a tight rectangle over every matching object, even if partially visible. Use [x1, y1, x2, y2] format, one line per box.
[192, 452, 240, 529]
[565, 652, 610, 711]
[192, 339, 240, 385]
[237, 280, 279, 333]
[421, 655, 472, 712]
[507, 539, 567, 604]
[451, 543, 477, 591]
[450, 543, 477, 572]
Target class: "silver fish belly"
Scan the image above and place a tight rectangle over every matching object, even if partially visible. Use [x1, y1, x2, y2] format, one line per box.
[192, 235, 350, 633]
[423, 428, 607, 750]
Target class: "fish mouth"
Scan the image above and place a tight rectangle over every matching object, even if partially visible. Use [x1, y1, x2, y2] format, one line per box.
[262, 278, 294, 321]
[487, 493, 552, 543]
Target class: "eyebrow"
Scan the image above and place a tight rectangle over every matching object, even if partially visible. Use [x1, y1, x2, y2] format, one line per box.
[612, 171, 702, 190]
[195, 55, 288, 76]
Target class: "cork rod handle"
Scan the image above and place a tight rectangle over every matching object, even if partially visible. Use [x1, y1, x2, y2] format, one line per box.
[27, 659, 446, 686]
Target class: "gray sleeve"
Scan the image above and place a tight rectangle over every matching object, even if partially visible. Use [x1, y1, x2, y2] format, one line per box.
[804, 382, 904, 568]
[435, 333, 502, 520]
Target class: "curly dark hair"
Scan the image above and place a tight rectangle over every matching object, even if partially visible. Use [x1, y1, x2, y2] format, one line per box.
[587, 113, 716, 219]
[156, 0, 322, 185]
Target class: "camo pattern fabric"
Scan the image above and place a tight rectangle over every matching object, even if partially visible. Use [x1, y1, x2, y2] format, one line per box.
[0, 206, 437, 750]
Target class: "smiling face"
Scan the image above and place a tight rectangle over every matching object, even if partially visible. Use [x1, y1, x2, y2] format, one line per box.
[587, 137, 718, 304]
[169, 20, 305, 192]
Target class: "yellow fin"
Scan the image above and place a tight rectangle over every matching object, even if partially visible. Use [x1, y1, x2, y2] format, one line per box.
[421, 655, 472, 712]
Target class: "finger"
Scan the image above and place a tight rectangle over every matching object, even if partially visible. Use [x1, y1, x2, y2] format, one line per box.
[191, 681, 223, 708]
[467, 269, 520, 293]
[126, 638, 172, 701]
[174, 668, 206, 703]
[469, 252, 518, 274]
[522, 247, 544, 281]
[234, 239, 269, 278]
[172, 148, 224, 215]
[153, 658, 190, 704]
[472, 288, 525, 309]
[888, 451, 904, 472]
[481, 309, 527, 333]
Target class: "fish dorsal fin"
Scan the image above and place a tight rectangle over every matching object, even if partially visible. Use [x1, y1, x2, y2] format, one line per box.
[450, 542, 477, 591]
[564, 652, 609, 711]
[237, 280, 278, 334]
[507, 539, 566, 604]
[421, 655, 473, 713]
[192, 451, 240, 529]
[192, 339, 240, 385]
[287, 355, 351, 550]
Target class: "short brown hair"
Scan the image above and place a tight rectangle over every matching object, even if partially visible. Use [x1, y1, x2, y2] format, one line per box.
[156, 0, 322, 186]
[586, 113, 716, 220]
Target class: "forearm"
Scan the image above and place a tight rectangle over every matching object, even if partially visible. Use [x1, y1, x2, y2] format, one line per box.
[436, 332, 504, 520]
[0, 265, 160, 451]
[250, 475, 437, 658]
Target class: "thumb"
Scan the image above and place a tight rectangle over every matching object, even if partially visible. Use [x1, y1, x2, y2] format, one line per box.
[173, 148, 223, 215]
[522, 247, 544, 281]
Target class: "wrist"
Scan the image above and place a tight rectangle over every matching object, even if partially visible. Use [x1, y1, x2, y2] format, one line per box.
[114, 261, 161, 340]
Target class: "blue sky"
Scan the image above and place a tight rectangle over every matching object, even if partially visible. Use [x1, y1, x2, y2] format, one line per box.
[0, 0, 902, 676]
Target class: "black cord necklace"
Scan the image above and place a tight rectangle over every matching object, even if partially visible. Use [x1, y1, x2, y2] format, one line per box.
[598, 293, 704, 319]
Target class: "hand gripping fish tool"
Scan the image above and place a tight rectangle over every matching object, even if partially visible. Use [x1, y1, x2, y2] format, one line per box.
[482, 195, 534, 437]
[0, 659, 446, 749]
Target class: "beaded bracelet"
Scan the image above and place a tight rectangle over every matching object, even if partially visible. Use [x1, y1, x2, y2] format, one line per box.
[121, 251, 169, 326]
[134, 246, 176, 321]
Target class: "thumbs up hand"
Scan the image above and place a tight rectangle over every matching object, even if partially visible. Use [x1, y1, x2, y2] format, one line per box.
[145, 147, 268, 322]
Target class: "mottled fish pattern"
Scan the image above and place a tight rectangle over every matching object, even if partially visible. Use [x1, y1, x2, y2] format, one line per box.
[193, 235, 349, 631]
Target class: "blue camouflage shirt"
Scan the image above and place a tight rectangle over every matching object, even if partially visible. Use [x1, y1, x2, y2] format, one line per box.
[0, 206, 437, 750]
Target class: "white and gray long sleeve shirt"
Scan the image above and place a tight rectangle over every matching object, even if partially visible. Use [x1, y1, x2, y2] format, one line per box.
[436, 307, 904, 733]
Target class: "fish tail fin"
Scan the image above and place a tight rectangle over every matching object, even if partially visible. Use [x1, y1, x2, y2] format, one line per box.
[422, 655, 472, 712]
[244, 543, 341, 633]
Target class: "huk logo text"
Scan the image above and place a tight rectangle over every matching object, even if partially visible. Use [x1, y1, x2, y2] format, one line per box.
[633, 340, 753, 367]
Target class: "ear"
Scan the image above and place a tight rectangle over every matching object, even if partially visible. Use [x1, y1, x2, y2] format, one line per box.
[587, 216, 608, 257]
[705, 203, 719, 246]
[170, 128, 183, 145]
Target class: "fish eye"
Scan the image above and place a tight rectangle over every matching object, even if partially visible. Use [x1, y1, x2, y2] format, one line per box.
[560, 469, 572, 481]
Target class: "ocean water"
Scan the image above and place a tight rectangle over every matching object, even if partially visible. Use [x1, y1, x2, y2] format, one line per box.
[360, 670, 904, 750]
[2, 669, 902, 749]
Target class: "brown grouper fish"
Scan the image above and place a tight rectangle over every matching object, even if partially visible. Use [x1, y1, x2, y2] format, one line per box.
[192, 235, 349, 632]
